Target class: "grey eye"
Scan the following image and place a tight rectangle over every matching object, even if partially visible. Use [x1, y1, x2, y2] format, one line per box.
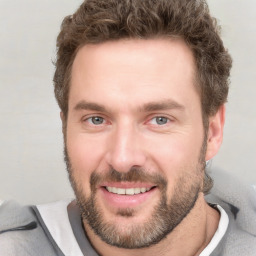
[155, 117, 168, 125]
[91, 116, 104, 125]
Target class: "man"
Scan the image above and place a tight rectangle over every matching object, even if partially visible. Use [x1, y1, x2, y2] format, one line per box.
[0, 0, 255, 255]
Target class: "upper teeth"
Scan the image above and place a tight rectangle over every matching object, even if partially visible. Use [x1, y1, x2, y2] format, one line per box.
[106, 187, 151, 195]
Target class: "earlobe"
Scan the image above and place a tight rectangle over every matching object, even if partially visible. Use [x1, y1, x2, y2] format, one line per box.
[205, 105, 226, 161]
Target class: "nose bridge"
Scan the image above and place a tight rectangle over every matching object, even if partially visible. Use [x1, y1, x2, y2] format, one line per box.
[106, 120, 146, 172]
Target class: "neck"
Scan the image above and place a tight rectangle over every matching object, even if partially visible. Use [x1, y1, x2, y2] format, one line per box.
[83, 193, 220, 256]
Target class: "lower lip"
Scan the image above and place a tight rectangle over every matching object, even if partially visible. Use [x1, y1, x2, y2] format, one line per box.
[100, 187, 157, 209]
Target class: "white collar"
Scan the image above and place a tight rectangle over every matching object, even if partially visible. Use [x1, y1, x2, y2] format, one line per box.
[199, 205, 229, 256]
[36, 199, 84, 256]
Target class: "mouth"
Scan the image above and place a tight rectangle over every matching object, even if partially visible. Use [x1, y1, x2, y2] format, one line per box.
[104, 186, 155, 195]
[99, 184, 158, 209]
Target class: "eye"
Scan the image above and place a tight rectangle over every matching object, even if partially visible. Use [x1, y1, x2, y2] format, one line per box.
[87, 116, 105, 125]
[150, 116, 170, 125]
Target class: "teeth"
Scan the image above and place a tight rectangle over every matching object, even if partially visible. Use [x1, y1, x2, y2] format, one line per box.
[134, 188, 141, 194]
[140, 188, 146, 193]
[106, 187, 151, 195]
[117, 188, 125, 195]
[125, 188, 135, 195]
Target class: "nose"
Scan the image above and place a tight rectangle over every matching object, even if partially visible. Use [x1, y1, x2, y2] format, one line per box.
[105, 123, 147, 173]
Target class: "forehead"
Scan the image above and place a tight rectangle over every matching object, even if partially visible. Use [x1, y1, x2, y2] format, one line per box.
[69, 38, 199, 113]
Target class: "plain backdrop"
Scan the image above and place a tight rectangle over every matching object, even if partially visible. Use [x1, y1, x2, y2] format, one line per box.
[0, 0, 255, 205]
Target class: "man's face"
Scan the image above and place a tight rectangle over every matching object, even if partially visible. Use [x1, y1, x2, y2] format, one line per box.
[65, 38, 206, 248]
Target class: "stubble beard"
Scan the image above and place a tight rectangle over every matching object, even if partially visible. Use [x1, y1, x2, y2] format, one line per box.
[64, 139, 206, 249]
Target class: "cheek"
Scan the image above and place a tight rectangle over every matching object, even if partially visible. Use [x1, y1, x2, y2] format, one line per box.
[147, 133, 203, 185]
[66, 133, 107, 193]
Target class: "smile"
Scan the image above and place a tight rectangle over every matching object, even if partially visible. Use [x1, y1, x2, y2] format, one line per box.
[105, 187, 152, 195]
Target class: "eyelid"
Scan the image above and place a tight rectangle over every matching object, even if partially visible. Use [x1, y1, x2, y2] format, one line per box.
[147, 114, 173, 121]
[150, 116, 170, 124]
[82, 113, 104, 121]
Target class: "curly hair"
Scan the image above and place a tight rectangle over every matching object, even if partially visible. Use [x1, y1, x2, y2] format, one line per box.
[54, 0, 232, 118]
[53, 0, 232, 193]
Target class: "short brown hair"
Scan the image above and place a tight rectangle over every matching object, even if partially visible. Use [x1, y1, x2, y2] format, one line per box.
[54, 0, 232, 120]
[54, 0, 232, 194]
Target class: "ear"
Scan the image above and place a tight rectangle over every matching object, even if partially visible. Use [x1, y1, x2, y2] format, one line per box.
[205, 105, 226, 161]
[60, 111, 64, 122]
[60, 112, 66, 134]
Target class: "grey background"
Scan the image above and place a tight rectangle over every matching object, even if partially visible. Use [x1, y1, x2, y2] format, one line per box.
[0, 0, 255, 205]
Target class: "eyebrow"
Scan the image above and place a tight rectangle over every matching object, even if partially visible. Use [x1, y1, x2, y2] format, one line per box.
[73, 99, 185, 113]
[141, 100, 185, 112]
[74, 101, 107, 112]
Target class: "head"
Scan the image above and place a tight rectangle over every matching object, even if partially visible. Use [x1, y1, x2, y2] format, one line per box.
[53, 0, 232, 249]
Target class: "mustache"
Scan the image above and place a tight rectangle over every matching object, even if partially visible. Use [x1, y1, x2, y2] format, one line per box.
[90, 167, 167, 191]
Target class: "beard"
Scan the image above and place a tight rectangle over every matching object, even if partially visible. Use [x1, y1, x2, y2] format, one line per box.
[64, 139, 206, 249]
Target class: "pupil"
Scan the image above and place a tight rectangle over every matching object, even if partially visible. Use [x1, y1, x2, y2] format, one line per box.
[156, 117, 167, 125]
[92, 117, 103, 124]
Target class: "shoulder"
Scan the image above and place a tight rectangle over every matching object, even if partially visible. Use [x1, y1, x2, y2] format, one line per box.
[206, 168, 256, 255]
[0, 200, 62, 256]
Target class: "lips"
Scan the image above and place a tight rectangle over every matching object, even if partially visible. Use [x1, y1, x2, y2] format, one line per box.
[99, 184, 157, 209]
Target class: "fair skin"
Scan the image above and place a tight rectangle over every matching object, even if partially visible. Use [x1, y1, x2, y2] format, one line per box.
[63, 38, 225, 256]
